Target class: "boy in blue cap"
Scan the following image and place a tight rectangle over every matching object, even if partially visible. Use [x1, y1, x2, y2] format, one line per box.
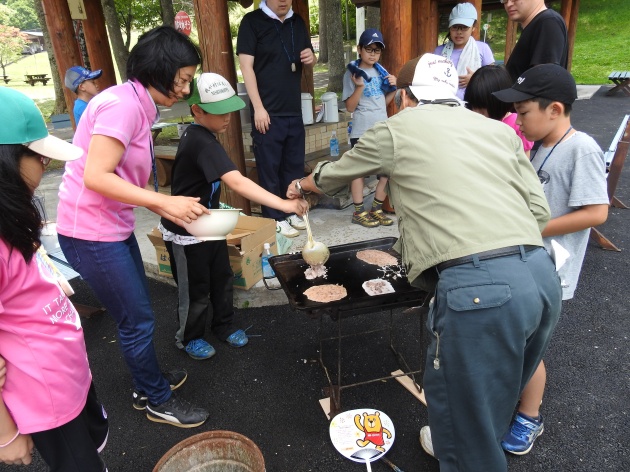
[343, 28, 396, 228]
[64, 66, 102, 124]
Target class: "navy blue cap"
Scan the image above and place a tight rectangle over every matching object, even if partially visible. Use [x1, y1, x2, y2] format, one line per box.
[359, 28, 385, 48]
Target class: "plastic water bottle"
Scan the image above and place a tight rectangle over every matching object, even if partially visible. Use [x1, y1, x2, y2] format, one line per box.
[330, 130, 339, 157]
[261, 242, 275, 278]
[347, 118, 353, 145]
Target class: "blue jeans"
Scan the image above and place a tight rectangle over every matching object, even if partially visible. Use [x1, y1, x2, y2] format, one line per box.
[423, 247, 561, 472]
[58, 234, 171, 405]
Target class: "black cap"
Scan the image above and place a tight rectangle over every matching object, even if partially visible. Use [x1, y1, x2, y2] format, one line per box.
[492, 64, 577, 104]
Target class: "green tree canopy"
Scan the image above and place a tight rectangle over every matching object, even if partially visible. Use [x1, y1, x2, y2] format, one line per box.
[5, 0, 38, 30]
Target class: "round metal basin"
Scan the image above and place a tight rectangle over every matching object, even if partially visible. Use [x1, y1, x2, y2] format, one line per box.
[153, 431, 265, 472]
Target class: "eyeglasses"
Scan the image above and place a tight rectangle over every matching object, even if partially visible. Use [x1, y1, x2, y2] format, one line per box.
[173, 76, 192, 89]
[450, 25, 471, 32]
[40, 156, 51, 167]
[362, 47, 382, 55]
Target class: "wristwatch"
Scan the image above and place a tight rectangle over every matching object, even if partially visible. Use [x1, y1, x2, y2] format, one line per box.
[295, 177, 311, 197]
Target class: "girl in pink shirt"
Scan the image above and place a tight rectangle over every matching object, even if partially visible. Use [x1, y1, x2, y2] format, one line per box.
[0, 88, 108, 470]
[464, 64, 534, 158]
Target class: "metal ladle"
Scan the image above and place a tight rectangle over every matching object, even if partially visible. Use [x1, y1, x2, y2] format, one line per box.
[301, 210, 330, 266]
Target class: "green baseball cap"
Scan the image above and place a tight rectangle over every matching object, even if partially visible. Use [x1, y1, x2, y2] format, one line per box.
[187, 73, 246, 115]
[0, 87, 82, 161]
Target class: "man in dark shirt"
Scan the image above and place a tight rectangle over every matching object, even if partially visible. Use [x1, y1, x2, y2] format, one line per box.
[503, 0, 568, 81]
[237, 0, 315, 238]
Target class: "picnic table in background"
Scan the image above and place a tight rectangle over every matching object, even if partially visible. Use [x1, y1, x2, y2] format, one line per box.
[25, 73, 50, 86]
[607, 71, 630, 97]
[1, 75, 10, 84]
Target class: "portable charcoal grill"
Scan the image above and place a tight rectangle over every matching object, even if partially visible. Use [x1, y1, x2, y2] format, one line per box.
[269, 237, 430, 416]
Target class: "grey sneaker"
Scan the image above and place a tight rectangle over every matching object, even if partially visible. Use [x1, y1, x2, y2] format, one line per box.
[276, 220, 299, 238]
[146, 392, 209, 428]
[420, 426, 437, 459]
[132, 369, 188, 410]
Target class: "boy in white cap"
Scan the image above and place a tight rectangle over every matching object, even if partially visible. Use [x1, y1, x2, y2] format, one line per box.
[288, 54, 561, 472]
[64, 66, 102, 124]
[434, 2, 494, 99]
[159, 73, 307, 360]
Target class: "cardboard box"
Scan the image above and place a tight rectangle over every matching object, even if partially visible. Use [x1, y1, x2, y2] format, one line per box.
[146, 215, 277, 289]
[146, 228, 172, 278]
[226, 215, 277, 290]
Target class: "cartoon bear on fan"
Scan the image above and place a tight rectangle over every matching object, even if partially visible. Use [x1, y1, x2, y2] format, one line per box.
[354, 411, 392, 452]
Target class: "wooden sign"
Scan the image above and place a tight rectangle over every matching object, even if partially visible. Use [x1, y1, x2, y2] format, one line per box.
[67, 0, 87, 20]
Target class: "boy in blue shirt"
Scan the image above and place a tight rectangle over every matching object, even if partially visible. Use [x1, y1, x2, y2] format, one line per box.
[64, 66, 102, 124]
[342, 28, 397, 228]
[494, 64, 609, 455]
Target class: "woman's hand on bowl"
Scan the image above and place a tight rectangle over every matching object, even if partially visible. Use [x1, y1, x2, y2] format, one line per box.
[161, 196, 209, 225]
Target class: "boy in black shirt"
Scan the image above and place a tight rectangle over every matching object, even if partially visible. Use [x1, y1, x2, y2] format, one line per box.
[160, 73, 307, 360]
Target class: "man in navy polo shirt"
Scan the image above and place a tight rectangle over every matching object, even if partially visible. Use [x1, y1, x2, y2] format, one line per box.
[237, 0, 315, 238]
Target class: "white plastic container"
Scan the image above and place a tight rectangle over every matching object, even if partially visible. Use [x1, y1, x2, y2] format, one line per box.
[301, 92, 314, 125]
[321, 92, 339, 123]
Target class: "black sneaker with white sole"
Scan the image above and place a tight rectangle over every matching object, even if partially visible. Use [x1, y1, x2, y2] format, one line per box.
[146, 393, 209, 428]
[132, 369, 188, 410]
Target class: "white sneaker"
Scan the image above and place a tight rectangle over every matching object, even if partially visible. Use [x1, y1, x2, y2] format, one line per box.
[420, 426, 437, 459]
[276, 220, 299, 238]
[286, 214, 306, 230]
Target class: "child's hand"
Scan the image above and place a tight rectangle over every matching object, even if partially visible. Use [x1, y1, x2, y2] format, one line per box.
[300, 48, 315, 66]
[351, 74, 365, 87]
[385, 74, 397, 87]
[0, 433, 34, 465]
[286, 198, 309, 217]
[459, 67, 474, 89]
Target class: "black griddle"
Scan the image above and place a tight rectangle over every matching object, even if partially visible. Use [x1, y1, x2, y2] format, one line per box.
[269, 237, 427, 318]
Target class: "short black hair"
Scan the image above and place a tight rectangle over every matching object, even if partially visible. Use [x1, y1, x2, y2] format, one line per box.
[528, 97, 573, 116]
[464, 65, 514, 120]
[126, 26, 201, 98]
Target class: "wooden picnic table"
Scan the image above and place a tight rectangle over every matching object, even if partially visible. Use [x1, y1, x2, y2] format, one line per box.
[607, 71, 630, 97]
[0, 75, 10, 84]
[25, 74, 50, 86]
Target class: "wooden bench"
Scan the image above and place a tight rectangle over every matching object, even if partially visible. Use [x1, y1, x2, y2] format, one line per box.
[0, 75, 10, 84]
[590, 114, 630, 251]
[606, 71, 630, 97]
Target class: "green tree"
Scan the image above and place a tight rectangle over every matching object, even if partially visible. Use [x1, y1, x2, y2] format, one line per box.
[6, 0, 38, 30]
[0, 24, 27, 76]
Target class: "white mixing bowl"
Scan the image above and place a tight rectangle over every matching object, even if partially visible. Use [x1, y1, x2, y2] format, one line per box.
[183, 209, 241, 241]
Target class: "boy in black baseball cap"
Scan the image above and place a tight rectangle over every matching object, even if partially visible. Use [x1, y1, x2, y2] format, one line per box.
[493, 63, 609, 455]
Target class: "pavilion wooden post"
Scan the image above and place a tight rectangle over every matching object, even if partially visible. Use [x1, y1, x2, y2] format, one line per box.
[414, 0, 439, 55]
[292, 0, 315, 103]
[82, 0, 117, 91]
[471, 0, 482, 40]
[40, 0, 82, 127]
[193, 0, 250, 214]
[560, 0, 580, 71]
[381, 0, 413, 116]
[504, 19, 518, 64]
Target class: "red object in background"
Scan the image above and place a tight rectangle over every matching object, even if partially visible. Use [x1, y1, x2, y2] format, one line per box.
[174, 11, 192, 36]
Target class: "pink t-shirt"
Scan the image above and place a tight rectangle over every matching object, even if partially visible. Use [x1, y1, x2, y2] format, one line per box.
[502, 112, 534, 152]
[57, 80, 158, 241]
[0, 242, 91, 434]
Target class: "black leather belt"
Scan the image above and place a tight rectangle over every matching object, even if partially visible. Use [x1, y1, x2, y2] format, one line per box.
[436, 245, 539, 272]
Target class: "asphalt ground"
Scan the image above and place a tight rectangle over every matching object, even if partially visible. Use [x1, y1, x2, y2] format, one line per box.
[2, 86, 628, 471]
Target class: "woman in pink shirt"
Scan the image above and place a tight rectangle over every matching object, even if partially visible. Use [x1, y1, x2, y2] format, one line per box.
[0, 88, 108, 470]
[57, 26, 210, 429]
[464, 65, 534, 157]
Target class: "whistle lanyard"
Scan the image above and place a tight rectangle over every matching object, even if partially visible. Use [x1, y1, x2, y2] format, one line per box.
[273, 20, 296, 72]
[129, 81, 159, 192]
[532, 126, 573, 175]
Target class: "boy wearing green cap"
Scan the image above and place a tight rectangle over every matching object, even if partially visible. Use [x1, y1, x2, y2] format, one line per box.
[160, 73, 307, 360]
